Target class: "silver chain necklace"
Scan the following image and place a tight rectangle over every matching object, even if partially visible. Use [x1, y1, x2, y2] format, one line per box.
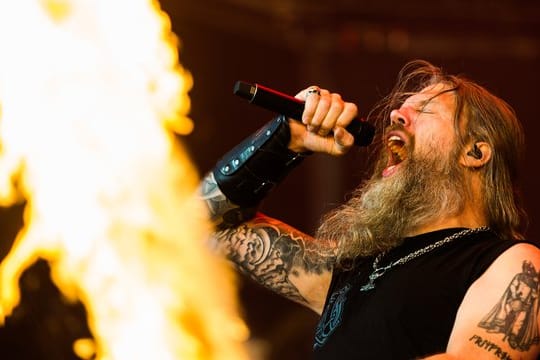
[359, 227, 490, 292]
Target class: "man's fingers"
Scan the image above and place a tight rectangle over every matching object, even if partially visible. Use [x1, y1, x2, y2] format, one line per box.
[300, 127, 354, 156]
[297, 86, 320, 126]
[332, 127, 355, 155]
[305, 89, 331, 133]
[318, 93, 345, 137]
[335, 102, 359, 129]
[293, 85, 357, 156]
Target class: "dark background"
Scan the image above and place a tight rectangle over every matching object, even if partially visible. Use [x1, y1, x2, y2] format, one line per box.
[1, 1, 539, 359]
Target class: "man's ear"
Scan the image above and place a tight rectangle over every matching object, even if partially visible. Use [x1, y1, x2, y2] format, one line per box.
[460, 141, 492, 168]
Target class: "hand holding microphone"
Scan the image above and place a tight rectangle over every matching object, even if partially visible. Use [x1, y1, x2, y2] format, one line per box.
[233, 82, 374, 156]
[212, 82, 374, 207]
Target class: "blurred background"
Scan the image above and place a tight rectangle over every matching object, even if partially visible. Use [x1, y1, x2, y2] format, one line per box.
[1, 0, 539, 359]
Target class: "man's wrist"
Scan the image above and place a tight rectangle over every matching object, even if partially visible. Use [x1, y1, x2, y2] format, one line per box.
[212, 115, 312, 208]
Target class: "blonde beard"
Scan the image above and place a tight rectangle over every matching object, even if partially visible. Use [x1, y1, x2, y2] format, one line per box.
[316, 147, 465, 267]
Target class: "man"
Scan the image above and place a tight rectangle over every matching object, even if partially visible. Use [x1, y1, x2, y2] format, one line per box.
[200, 60, 540, 359]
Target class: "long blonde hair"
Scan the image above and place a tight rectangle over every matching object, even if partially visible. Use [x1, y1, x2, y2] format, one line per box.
[369, 60, 527, 240]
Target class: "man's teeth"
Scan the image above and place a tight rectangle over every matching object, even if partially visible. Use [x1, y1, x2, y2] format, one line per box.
[387, 135, 407, 162]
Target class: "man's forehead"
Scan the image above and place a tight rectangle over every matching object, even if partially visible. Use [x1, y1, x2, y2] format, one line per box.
[404, 83, 455, 107]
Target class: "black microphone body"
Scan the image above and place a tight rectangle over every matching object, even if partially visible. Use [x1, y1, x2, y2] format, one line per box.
[233, 81, 375, 147]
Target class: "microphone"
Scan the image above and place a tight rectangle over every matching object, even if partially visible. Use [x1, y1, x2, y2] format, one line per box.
[233, 81, 375, 147]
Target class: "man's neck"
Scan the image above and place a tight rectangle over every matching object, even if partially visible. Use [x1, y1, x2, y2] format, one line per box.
[406, 210, 488, 238]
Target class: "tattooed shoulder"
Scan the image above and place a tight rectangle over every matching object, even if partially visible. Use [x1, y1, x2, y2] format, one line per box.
[477, 258, 540, 352]
[448, 243, 540, 359]
[471, 243, 540, 358]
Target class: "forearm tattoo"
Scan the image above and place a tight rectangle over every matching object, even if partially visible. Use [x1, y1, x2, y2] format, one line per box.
[477, 260, 540, 353]
[212, 216, 337, 305]
[199, 172, 256, 227]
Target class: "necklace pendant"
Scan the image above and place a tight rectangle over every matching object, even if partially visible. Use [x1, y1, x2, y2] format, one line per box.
[359, 281, 375, 292]
[359, 269, 385, 292]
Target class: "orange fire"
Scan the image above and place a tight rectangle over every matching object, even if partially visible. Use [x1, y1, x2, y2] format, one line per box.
[0, 0, 248, 359]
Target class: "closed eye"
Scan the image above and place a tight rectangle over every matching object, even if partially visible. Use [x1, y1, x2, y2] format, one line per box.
[416, 103, 435, 114]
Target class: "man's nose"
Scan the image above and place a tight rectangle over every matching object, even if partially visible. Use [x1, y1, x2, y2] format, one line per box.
[390, 109, 410, 127]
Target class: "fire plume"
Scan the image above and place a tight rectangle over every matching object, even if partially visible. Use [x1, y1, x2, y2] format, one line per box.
[0, 0, 248, 359]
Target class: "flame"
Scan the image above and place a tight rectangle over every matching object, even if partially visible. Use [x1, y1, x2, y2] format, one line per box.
[0, 0, 248, 359]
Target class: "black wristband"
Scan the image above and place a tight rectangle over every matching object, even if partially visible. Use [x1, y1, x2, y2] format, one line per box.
[212, 115, 311, 207]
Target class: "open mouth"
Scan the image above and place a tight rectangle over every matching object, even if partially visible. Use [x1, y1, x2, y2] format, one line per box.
[383, 134, 408, 177]
[388, 135, 407, 164]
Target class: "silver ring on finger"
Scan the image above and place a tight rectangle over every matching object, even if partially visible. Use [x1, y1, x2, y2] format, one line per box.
[306, 86, 321, 97]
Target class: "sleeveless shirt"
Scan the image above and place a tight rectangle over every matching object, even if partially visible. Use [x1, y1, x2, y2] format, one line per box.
[313, 228, 531, 359]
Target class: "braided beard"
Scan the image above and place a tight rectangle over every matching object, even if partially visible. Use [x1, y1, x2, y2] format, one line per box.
[316, 143, 466, 266]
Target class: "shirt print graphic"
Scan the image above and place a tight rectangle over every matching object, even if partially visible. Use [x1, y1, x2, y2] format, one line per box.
[313, 283, 352, 349]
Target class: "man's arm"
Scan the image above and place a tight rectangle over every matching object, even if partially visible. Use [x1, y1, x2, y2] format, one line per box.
[440, 243, 540, 359]
[199, 86, 358, 313]
[200, 171, 337, 313]
[216, 213, 337, 314]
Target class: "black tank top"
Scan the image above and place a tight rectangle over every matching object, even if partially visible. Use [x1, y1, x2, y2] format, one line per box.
[313, 228, 529, 359]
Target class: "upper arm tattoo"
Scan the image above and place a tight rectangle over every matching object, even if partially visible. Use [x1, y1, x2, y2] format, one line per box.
[477, 260, 540, 352]
[212, 216, 337, 306]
